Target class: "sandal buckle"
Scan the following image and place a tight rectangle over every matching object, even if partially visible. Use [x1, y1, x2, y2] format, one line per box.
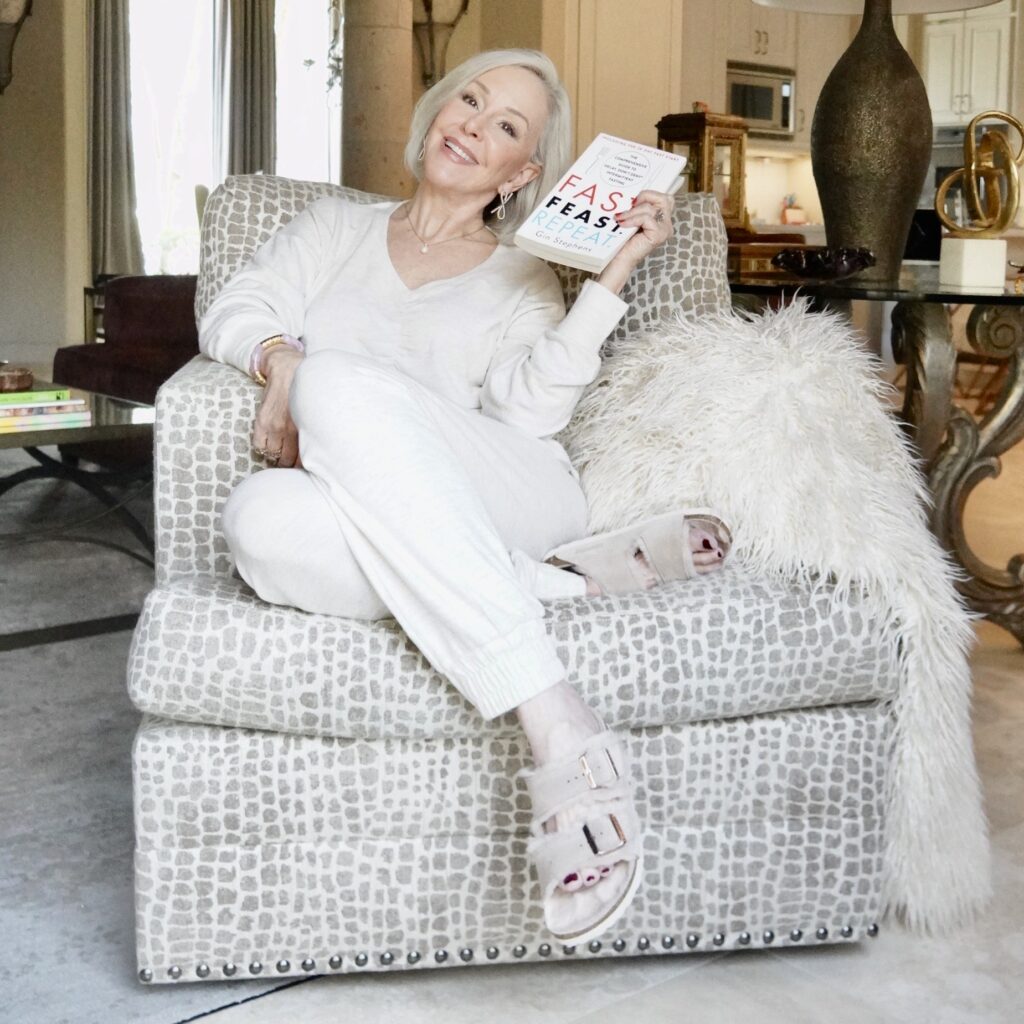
[579, 748, 620, 789]
[582, 813, 628, 857]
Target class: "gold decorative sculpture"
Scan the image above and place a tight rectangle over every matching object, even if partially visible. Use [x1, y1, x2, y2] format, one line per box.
[935, 111, 1024, 238]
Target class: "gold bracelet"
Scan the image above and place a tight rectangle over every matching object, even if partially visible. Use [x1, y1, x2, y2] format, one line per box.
[252, 335, 286, 387]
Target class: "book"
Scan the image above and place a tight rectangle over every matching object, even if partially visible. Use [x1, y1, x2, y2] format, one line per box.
[0, 413, 92, 432]
[514, 133, 687, 273]
[0, 399, 88, 415]
[0, 384, 72, 405]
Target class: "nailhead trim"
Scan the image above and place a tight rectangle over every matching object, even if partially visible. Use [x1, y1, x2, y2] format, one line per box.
[139, 921, 879, 981]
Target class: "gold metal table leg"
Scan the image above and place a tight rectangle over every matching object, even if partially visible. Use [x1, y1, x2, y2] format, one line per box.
[892, 300, 1024, 646]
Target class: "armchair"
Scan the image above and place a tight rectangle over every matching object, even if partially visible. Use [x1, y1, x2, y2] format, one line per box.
[126, 175, 902, 985]
[52, 274, 199, 468]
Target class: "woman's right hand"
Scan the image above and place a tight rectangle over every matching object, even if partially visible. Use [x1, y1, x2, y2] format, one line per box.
[252, 347, 305, 468]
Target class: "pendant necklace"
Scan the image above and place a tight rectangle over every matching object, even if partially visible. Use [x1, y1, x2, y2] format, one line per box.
[403, 201, 491, 254]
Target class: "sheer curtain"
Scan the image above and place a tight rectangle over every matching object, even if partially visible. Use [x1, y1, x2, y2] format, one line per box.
[215, 0, 277, 177]
[88, 0, 144, 280]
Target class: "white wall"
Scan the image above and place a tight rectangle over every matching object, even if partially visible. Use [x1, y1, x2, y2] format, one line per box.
[0, 0, 89, 369]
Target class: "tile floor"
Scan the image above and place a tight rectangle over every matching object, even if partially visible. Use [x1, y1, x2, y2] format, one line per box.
[0, 414, 1021, 1023]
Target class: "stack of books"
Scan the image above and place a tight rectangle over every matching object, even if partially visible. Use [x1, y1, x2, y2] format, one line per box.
[0, 384, 92, 433]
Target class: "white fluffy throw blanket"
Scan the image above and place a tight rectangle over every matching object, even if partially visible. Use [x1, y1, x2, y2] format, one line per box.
[557, 297, 991, 934]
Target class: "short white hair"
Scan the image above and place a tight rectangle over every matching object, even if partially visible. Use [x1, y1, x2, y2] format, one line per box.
[403, 49, 572, 241]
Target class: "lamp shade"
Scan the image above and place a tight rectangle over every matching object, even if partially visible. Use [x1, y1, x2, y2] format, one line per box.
[754, 0, 1000, 13]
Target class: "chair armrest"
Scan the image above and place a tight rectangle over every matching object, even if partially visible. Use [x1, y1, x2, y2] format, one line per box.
[154, 354, 260, 586]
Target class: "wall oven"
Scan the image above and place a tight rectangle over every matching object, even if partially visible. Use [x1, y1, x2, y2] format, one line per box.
[726, 62, 795, 138]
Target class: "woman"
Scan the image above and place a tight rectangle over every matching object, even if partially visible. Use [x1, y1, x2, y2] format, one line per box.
[199, 49, 731, 945]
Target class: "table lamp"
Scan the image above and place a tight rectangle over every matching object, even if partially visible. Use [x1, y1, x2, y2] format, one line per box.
[754, 0, 1002, 282]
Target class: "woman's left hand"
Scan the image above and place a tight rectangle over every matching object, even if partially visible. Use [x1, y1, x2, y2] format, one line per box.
[595, 189, 674, 296]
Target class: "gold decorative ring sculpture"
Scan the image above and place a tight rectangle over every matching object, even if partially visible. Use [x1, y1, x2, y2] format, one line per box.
[935, 111, 1024, 238]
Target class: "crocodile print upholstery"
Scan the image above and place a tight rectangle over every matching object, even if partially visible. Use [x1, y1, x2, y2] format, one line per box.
[128, 571, 899, 742]
[133, 175, 895, 984]
[133, 703, 888, 980]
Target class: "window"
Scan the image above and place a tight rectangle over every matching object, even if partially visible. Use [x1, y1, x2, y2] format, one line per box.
[275, 0, 343, 185]
[128, 1, 340, 275]
[129, 1, 215, 274]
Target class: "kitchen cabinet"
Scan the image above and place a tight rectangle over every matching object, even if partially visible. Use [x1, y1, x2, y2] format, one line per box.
[728, 0, 796, 67]
[572, 0, 683, 152]
[793, 12, 854, 148]
[922, 2, 1014, 124]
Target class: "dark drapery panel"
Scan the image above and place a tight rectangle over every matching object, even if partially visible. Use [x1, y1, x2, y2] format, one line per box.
[88, 0, 144, 279]
[216, 0, 277, 176]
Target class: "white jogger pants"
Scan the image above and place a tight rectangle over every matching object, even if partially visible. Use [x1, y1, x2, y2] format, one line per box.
[221, 350, 591, 721]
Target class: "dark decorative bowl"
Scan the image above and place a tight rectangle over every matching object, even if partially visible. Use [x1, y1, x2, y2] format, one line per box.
[771, 247, 876, 281]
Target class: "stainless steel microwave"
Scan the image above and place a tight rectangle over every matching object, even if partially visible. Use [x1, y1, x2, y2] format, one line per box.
[726, 62, 795, 138]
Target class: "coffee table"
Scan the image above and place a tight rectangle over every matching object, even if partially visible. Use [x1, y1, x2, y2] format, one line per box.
[0, 385, 156, 567]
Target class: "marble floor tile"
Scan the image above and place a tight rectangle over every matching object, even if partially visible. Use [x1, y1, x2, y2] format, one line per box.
[194, 954, 707, 1024]
[565, 951, 886, 1024]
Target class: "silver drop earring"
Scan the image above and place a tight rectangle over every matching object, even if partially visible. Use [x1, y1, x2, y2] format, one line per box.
[417, 141, 425, 161]
[496, 189, 512, 221]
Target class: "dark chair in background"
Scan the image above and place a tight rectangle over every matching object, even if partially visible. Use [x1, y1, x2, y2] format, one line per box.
[52, 275, 199, 468]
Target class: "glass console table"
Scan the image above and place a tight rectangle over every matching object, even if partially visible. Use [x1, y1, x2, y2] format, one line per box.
[0, 386, 156, 566]
[729, 265, 1024, 646]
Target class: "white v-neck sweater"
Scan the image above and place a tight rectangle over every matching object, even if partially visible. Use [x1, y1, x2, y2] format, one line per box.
[198, 197, 629, 443]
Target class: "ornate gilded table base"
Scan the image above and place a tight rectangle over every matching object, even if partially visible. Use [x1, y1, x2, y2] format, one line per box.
[892, 303, 1024, 645]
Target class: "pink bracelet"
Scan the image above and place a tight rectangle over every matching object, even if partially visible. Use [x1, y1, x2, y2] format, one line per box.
[249, 333, 305, 383]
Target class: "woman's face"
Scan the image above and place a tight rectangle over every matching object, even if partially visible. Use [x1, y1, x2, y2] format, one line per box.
[423, 65, 549, 201]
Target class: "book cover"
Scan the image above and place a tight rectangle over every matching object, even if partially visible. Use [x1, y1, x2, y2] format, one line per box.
[514, 133, 686, 273]
[0, 385, 73, 405]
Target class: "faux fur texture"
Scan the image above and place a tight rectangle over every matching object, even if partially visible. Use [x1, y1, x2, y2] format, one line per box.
[555, 297, 992, 934]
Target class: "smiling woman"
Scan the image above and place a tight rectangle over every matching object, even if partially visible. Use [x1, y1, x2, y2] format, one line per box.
[197, 47, 702, 948]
